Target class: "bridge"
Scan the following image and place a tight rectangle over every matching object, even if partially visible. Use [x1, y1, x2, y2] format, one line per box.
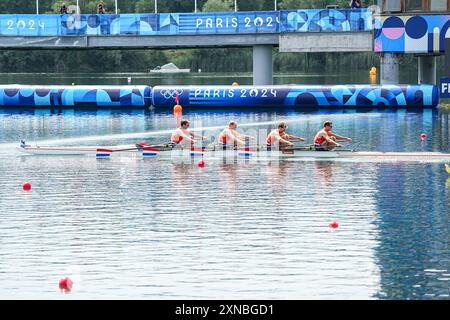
[0, 9, 372, 85]
[0, 6, 449, 87]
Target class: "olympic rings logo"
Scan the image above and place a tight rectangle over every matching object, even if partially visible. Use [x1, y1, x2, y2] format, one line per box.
[159, 89, 184, 99]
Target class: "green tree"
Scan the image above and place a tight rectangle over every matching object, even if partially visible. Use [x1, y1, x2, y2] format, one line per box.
[202, 0, 234, 12]
[135, 0, 156, 13]
[238, 0, 276, 11]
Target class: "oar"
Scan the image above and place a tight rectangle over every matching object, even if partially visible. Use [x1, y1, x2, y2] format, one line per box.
[283, 144, 354, 152]
[95, 142, 175, 156]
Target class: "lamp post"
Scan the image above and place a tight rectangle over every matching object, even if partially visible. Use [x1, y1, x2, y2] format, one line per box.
[36, 0, 39, 14]
[155, 0, 158, 13]
[274, 0, 277, 10]
[234, 0, 237, 12]
[77, 0, 80, 14]
[195, 0, 197, 13]
[115, 0, 118, 14]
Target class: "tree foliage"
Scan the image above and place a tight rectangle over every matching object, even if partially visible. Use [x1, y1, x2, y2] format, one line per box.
[0, 0, 380, 74]
[202, 0, 234, 12]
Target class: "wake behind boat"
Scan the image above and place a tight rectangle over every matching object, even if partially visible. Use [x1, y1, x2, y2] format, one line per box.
[17, 141, 450, 161]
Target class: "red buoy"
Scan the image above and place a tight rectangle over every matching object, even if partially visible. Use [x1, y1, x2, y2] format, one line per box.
[23, 182, 31, 191]
[420, 133, 427, 141]
[329, 221, 339, 229]
[198, 160, 205, 168]
[59, 277, 73, 293]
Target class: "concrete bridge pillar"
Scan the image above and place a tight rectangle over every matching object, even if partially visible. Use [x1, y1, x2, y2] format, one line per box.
[418, 55, 437, 84]
[446, 38, 450, 77]
[253, 45, 273, 85]
[380, 53, 400, 84]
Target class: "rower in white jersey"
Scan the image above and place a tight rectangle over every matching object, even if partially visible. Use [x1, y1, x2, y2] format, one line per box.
[171, 119, 206, 149]
[218, 121, 254, 149]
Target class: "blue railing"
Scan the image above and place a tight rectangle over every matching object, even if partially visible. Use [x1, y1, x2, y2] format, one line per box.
[0, 9, 372, 36]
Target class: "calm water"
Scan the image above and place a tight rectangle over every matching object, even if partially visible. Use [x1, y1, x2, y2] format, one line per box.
[0, 69, 412, 86]
[0, 107, 449, 299]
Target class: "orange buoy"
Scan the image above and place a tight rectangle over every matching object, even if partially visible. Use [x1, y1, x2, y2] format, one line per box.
[370, 67, 377, 76]
[329, 221, 339, 229]
[23, 182, 31, 191]
[173, 104, 183, 113]
[59, 277, 73, 293]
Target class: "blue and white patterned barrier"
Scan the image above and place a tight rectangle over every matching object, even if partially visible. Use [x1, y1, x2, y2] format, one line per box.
[0, 9, 371, 37]
[152, 85, 439, 108]
[0, 85, 151, 107]
[0, 84, 438, 108]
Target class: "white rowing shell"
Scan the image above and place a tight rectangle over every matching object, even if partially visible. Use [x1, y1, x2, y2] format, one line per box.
[17, 146, 450, 159]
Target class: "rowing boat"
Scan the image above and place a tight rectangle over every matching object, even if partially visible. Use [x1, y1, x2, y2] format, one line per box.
[16, 141, 450, 160]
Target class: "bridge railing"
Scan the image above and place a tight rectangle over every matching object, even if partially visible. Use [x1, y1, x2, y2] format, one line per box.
[0, 9, 372, 37]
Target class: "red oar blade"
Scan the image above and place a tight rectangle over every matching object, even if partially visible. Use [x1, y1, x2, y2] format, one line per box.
[136, 142, 150, 148]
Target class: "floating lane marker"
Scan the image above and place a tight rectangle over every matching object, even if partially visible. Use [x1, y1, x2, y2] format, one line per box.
[198, 159, 206, 168]
[59, 277, 73, 293]
[22, 182, 32, 191]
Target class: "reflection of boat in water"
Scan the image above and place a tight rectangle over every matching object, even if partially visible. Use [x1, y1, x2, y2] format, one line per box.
[150, 63, 190, 73]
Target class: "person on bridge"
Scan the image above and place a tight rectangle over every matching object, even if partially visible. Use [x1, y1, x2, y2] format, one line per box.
[60, 3, 68, 14]
[97, 2, 106, 14]
[266, 122, 305, 149]
[349, 0, 362, 8]
[314, 120, 352, 151]
[218, 121, 254, 149]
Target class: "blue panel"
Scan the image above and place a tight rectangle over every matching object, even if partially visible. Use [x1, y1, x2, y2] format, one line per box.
[375, 15, 450, 53]
[0, 85, 152, 108]
[152, 85, 438, 108]
[0, 10, 372, 36]
[440, 78, 450, 98]
[280, 9, 371, 32]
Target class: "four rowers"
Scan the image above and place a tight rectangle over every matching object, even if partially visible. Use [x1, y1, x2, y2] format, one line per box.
[170, 119, 352, 151]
